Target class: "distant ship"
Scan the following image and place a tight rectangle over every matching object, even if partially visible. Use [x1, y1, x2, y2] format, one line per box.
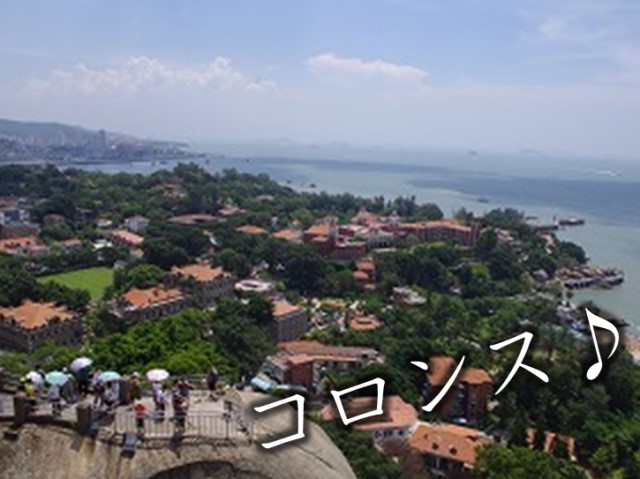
[558, 218, 586, 226]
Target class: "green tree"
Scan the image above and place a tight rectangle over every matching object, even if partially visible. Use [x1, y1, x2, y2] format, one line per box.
[474, 445, 586, 479]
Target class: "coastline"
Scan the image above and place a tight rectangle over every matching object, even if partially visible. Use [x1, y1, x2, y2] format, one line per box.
[55, 154, 640, 330]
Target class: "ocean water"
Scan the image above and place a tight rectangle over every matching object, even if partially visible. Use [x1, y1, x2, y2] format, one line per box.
[79, 147, 640, 329]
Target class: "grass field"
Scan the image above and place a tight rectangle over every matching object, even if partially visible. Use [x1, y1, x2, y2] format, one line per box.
[38, 267, 114, 301]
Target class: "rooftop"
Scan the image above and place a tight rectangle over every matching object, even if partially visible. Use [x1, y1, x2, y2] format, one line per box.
[427, 356, 491, 387]
[171, 263, 228, 282]
[459, 367, 492, 385]
[0, 236, 40, 252]
[218, 205, 246, 217]
[169, 214, 216, 226]
[122, 287, 184, 309]
[0, 300, 74, 330]
[409, 423, 491, 466]
[273, 229, 302, 242]
[273, 300, 304, 318]
[321, 395, 418, 431]
[356, 261, 375, 273]
[349, 313, 383, 332]
[278, 340, 378, 361]
[236, 224, 268, 235]
[305, 223, 331, 237]
[526, 429, 577, 461]
[427, 356, 458, 387]
[110, 229, 144, 246]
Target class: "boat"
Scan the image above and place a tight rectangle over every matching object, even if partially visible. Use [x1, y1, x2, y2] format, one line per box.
[558, 218, 586, 226]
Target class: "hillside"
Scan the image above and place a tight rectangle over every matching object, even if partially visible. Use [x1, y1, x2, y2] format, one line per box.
[0, 118, 193, 163]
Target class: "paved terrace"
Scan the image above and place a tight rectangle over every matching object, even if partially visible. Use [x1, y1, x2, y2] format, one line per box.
[0, 386, 255, 444]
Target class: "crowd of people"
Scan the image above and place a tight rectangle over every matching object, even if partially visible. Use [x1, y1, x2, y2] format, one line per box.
[14, 362, 222, 438]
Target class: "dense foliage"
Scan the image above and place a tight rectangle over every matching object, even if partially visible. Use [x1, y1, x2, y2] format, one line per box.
[0, 164, 635, 478]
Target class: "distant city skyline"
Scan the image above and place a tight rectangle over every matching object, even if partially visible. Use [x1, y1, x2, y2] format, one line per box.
[0, 0, 639, 158]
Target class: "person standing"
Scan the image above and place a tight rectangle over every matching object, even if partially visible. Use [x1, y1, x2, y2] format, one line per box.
[103, 382, 117, 411]
[130, 373, 141, 402]
[77, 366, 91, 396]
[155, 385, 167, 421]
[134, 401, 147, 437]
[173, 395, 187, 435]
[61, 369, 76, 404]
[21, 377, 37, 411]
[206, 367, 219, 400]
[93, 380, 104, 409]
[48, 384, 61, 416]
[178, 379, 193, 404]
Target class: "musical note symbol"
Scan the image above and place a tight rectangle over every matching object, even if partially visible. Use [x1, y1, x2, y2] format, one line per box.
[585, 309, 620, 381]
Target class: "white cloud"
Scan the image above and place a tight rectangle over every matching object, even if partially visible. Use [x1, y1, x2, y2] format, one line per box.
[26, 56, 275, 95]
[538, 16, 615, 45]
[307, 52, 427, 83]
[529, 2, 640, 83]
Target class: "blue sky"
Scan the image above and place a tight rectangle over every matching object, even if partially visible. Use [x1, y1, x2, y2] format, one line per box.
[0, 0, 639, 157]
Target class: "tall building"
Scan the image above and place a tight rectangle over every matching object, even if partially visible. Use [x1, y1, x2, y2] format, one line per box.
[423, 356, 492, 426]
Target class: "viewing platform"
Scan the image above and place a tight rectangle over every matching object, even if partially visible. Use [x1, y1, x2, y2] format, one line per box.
[0, 375, 255, 446]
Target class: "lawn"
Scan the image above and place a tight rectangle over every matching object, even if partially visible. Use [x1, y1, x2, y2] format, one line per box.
[38, 267, 114, 301]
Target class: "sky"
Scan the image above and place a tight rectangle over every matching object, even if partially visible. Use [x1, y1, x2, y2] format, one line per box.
[0, 0, 639, 158]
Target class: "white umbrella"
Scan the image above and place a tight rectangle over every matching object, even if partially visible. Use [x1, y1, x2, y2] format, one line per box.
[25, 371, 43, 384]
[70, 357, 93, 373]
[146, 369, 170, 382]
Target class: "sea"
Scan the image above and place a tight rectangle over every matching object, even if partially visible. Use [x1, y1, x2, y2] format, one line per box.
[76, 143, 640, 331]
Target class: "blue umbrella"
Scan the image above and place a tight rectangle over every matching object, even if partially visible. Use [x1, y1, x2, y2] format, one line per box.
[98, 371, 121, 383]
[45, 371, 70, 386]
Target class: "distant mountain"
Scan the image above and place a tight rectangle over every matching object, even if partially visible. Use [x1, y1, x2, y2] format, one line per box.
[0, 118, 194, 163]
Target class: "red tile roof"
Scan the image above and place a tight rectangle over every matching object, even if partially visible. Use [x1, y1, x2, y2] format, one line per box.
[305, 223, 331, 236]
[169, 214, 216, 225]
[122, 287, 184, 309]
[273, 300, 303, 317]
[321, 395, 417, 431]
[427, 356, 491, 387]
[459, 367, 491, 385]
[272, 229, 302, 242]
[236, 225, 268, 235]
[349, 313, 383, 331]
[0, 236, 40, 252]
[428, 356, 458, 387]
[410, 423, 491, 466]
[218, 206, 245, 217]
[171, 263, 228, 282]
[111, 229, 144, 246]
[0, 301, 74, 330]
